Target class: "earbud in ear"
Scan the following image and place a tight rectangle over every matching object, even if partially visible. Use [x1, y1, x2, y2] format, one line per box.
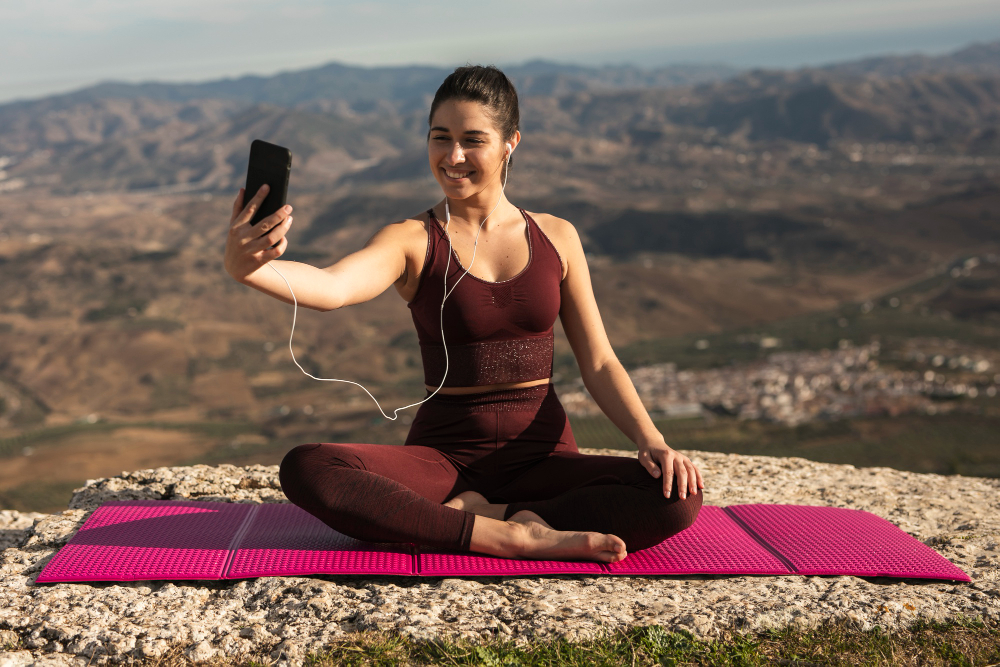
[505, 142, 512, 159]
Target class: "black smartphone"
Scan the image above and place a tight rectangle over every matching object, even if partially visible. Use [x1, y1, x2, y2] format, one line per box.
[244, 139, 292, 227]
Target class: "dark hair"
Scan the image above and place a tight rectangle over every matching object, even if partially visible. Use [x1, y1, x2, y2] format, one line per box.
[429, 65, 520, 176]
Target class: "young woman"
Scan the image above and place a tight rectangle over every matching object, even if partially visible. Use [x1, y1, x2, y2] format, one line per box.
[224, 65, 704, 563]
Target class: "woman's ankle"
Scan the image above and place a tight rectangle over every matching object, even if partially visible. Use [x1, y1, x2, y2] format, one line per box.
[469, 515, 526, 558]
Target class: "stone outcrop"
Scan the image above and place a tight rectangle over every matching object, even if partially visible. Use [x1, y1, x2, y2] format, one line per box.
[1, 449, 998, 665]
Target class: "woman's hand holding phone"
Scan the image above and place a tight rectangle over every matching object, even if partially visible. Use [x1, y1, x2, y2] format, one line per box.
[224, 184, 293, 282]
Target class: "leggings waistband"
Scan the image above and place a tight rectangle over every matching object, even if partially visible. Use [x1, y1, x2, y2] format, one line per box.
[422, 383, 556, 412]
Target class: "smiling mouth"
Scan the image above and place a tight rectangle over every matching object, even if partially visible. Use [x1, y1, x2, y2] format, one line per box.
[443, 168, 474, 180]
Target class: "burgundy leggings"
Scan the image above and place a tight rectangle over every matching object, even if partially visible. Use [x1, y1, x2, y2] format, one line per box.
[279, 384, 702, 553]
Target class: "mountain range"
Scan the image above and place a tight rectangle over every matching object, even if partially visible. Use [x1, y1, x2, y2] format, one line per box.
[1, 41, 998, 199]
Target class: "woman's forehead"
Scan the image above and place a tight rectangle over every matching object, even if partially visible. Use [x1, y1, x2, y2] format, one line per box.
[430, 99, 498, 135]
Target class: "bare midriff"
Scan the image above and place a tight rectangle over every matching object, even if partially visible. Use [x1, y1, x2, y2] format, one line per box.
[425, 377, 551, 395]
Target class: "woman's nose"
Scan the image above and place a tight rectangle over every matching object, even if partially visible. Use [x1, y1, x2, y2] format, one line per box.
[447, 143, 465, 164]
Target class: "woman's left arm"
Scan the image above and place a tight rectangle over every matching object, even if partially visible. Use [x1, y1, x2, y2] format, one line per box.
[544, 215, 705, 499]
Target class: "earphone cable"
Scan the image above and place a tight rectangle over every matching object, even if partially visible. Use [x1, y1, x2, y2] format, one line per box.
[265, 150, 511, 420]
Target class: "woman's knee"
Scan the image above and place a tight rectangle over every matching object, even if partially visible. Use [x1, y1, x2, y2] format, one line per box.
[644, 486, 703, 543]
[279, 444, 317, 502]
[624, 492, 702, 552]
[278, 443, 363, 502]
[674, 489, 703, 532]
[279, 443, 318, 480]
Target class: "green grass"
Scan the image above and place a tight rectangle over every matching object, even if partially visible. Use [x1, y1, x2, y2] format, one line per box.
[569, 416, 639, 451]
[0, 479, 81, 513]
[131, 619, 1000, 666]
[0, 420, 258, 458]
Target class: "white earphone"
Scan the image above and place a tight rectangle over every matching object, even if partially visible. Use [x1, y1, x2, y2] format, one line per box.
[264, 138, 513, 421]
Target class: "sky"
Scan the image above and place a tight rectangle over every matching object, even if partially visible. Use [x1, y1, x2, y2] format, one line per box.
[3, 0, 1000, 104]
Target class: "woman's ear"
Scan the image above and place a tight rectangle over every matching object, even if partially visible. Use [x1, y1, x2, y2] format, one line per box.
[506, 131, 520, 165]
[508, 131, 521, 154]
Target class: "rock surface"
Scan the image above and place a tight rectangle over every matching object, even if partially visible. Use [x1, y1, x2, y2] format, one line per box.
[0, 512, 46, 552]
[1, 449, 998, 665]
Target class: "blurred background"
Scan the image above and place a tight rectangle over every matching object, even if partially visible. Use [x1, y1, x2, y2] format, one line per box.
[1, 1, 999, 512]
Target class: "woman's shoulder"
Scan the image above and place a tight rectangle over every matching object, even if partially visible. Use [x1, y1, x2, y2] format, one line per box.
[523, 211, 581, 250]
[366, 212, 434, 249]
[364, 213, 437, 299]
[523, 211, 582, 280]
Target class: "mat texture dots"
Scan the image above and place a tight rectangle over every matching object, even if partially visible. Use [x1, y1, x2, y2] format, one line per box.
[36, 500, 254, 583]
[728, 504, 970, 580]
[227, 504, 412, 578]
[35, 500, 971, 583]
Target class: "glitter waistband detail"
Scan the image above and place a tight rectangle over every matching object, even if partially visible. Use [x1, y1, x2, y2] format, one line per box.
[421, 334, 554, 387]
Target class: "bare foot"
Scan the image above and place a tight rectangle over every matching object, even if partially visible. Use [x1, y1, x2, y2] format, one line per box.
[506, 508, 553, 529]
[443, 490, 489, 511]
[443, 491, 507, 521]
[508, 510, 628, 563]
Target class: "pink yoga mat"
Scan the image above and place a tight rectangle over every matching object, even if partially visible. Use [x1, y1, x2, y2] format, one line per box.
[227, 503, 412, 578]
[604, 506, 790, 576]
[35, 500, 971, 583]
[728, 504, 970, 581]
[36, 500, 255, 583]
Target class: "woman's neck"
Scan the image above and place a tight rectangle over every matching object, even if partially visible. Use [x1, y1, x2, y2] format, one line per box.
[441, 195, 517, 233]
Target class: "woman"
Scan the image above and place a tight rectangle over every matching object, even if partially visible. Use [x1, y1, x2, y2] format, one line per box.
[224, 65, 704, 563]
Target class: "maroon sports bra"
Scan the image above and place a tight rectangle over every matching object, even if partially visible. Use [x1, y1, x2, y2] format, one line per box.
[408, 208, 563, 387]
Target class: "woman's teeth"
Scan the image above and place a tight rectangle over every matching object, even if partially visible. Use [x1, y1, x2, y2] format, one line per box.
[445, 170, 472, 179]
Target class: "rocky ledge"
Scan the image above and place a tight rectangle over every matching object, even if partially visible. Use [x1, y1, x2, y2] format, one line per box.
[1, 449, 998, 665]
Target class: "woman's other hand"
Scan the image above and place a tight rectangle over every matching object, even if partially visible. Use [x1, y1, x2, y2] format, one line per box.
[224, 184, 293, 282]
[637, 440, 704, 499]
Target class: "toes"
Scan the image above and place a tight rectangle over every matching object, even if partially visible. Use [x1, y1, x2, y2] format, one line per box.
[597, 535, 627, 561]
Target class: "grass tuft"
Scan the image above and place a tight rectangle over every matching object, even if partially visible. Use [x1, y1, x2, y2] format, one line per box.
[22, 619, 1000, 666]
[247, 619, 1000, 667]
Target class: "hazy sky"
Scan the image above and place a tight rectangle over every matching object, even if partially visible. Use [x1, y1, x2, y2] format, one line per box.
[3, 0, 999, 104]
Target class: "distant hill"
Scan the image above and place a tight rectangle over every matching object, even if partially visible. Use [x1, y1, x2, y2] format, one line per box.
[0, 39, 998, 204]
[2, 39, 997, 115]
[820, 40, 1000, 78]
[605, 71, 1000, 145]
[0, 60, 740, 114]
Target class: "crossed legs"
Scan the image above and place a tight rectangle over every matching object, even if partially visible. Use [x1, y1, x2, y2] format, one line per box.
[279, 443, 700, 562]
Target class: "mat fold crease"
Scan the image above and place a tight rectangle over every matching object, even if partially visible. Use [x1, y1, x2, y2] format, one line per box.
[36, 500, 970, 583]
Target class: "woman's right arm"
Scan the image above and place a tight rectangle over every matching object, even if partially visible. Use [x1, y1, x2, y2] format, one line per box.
[224, 184, 415, 311]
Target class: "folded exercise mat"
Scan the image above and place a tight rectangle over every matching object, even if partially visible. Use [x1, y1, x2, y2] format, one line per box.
[35, 501, 256, 582]
[227, 503, 412, 578]
[725, 504, 967, 579]
[36, 500, 970, 583]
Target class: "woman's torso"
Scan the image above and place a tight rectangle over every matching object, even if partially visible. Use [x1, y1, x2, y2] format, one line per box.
[402, 206, 565, 394]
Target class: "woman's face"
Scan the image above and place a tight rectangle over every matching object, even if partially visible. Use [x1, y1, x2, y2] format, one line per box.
[428, 99, 507, 200]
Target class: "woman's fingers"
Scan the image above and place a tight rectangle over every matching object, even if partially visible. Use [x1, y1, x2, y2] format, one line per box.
[251, 216, 292, 253]
[686, 459, 699, 496]
[642, 446, 704, 500]
[660, 451, 675, 498]
[674, 456, 689, 499]
[233, 183, 270, 227]
[264, 235, 288, 261]
[255, 206, 292, 238]
[638, 450, 660, 478]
